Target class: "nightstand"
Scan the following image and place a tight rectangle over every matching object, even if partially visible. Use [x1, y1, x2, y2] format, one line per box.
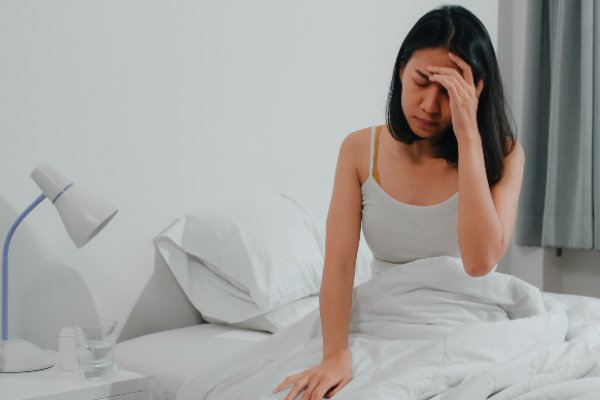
[1, 350, 148, 400]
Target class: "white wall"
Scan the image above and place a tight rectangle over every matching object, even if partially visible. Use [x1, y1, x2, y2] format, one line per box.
[0, 0, 498, 350]
[497, 1, 600, 297]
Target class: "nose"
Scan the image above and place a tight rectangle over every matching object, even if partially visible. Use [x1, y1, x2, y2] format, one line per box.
[420, 87, 441, 116]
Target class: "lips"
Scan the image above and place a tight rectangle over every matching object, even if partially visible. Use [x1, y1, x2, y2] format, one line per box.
[414, 116, 439, 130]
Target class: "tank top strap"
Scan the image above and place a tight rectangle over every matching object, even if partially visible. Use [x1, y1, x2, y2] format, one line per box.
[369, 126, 376, 176]
[370, 126, 382, 183]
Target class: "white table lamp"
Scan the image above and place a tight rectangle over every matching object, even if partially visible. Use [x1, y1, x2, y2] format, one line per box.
[1, 163, 118, 372]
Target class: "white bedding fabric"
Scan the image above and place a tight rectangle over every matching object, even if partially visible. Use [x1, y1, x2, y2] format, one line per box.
[154, 194, 326, 331]
[115, 324, 271, 400]
[174, 256, 600, 400]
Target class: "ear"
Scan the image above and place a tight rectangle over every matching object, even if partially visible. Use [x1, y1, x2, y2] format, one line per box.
[399, 66, 405, 82]
[476, 79, 484, 98]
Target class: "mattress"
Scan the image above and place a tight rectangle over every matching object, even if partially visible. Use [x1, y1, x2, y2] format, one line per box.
[115, 323, 271, 400]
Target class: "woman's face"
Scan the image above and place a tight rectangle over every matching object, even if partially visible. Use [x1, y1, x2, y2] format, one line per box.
[400, 47, 458, 139]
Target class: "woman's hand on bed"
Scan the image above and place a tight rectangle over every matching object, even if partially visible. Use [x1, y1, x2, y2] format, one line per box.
[272, 351, 353, 399]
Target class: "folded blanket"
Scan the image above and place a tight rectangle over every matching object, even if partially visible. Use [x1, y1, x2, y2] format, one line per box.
[176, 256, 570, 400]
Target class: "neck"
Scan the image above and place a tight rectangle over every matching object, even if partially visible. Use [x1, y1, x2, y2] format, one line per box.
[404, 139, 438, 163]
[384, 128, 438, 164]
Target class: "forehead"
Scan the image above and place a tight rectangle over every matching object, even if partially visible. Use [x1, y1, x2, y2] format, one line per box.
[406, 48, 459, 71]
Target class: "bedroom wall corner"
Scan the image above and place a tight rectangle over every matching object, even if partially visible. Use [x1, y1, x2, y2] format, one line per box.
[118, 249, 204, 343]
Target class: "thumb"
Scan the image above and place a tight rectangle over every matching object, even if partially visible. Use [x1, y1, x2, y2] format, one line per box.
[324, 378, 350, 398]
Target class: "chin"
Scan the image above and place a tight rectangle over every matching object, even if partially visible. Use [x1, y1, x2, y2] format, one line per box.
[409, 124, 438, 138]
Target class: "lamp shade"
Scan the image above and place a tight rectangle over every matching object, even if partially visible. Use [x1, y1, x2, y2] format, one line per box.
[30, 164, 118, 248]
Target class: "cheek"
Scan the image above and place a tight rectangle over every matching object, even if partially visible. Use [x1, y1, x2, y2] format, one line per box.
[400, 92, 408, 113]
[400, 86, 418, 112]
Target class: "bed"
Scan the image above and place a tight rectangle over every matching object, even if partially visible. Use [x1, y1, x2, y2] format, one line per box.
[116, 324, 271, 400]
[116, 290, 600, 400]
[115, 194, 600, 400]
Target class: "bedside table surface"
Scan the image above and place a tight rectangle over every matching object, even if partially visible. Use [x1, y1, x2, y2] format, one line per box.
[1, 351, 148, 400]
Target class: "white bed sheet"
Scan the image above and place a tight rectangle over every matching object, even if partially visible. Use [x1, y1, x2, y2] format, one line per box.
[116, 292, 600, 400]
[115, 324, 271, 400]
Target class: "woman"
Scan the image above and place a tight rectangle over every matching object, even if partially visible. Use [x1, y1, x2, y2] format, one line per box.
[274, 5, 524, 400]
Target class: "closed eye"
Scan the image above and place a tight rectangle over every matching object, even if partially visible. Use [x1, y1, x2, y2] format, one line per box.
[414, 80, 429, 87]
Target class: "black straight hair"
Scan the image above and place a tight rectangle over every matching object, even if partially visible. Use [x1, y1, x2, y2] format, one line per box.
[386, 5, 516, 186]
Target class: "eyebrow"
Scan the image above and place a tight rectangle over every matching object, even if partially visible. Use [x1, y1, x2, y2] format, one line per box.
[415, 69, 430, 79]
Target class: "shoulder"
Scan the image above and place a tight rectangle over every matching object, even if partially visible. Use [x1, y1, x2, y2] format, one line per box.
[337, 126, 372, 166]
[340, 126, 371, 152]
[339, 127, 373, 183]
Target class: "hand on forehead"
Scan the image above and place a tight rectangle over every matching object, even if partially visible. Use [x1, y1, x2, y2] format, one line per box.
[409, 48, 462, 75]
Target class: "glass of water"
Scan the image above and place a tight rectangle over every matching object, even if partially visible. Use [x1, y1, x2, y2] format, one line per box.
[74, 318, 118, 380]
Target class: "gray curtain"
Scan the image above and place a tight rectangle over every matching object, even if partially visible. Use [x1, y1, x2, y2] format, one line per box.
[516, 0, 600, 250]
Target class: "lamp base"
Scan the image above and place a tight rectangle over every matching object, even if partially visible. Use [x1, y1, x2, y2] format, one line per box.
[0, 339, 55, 372]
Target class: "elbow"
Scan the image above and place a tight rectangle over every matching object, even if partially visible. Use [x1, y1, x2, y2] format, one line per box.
[462, 258, 496, 277]
[464, 267, 492, 278]
[458, 230, 504, 277]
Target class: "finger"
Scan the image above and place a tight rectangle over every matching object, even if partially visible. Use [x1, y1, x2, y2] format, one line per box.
[304, 375, 333, 400]
[273, 376, 294, 393]
[300, 377, 322, 400]
[444, 74, 472, 99]
[426, 65, 462, 80]
[427, 66, 473, 94]
[448, 52, 475, 86]
[324, 387, 336, 399]
[274, 372, 306, 394]
[312, 381, 338, 400]
[433, 73, 472, 101]
[429, 74, 461, 100]
[325, 377, 352, 398]
[285, 380, 309, 400]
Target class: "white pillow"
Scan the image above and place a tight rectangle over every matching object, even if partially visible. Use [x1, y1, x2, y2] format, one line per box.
[280, 191, 373, 286]
[154, 194, 325, 331]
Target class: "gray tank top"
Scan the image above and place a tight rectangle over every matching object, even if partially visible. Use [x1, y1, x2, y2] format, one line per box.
[361, 126, 461, 275]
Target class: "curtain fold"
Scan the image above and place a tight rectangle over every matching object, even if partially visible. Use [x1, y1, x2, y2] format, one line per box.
[516, 0, 599, 250]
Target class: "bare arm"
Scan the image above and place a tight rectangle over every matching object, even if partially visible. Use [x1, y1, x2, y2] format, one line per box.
[272, 132, 363, 399]
[320, 131, 363, 359]
[429, 53, 526, 277]
[457, 136, 525, 276]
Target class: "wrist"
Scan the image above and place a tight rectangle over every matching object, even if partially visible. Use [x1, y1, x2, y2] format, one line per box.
[323, 348, 350, 361]
[457, 132, 482, 147]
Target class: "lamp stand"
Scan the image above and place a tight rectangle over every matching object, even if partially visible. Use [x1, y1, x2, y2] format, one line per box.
[1, 194, 54, 373]
[0, 339, 54, 372]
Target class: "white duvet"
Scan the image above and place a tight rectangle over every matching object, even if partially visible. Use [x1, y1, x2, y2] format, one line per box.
[176, 256, 600, 399]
